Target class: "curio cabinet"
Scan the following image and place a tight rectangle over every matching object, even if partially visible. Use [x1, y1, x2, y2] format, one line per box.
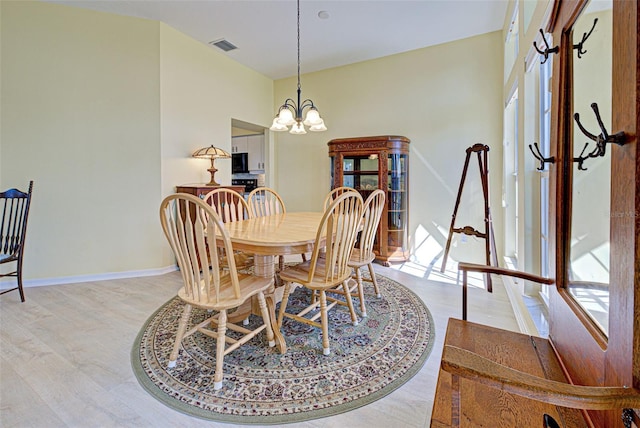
[328, 135, 410, 265]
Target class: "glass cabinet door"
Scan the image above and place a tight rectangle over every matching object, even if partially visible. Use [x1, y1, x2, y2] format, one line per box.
[342, 156, 379, 196]
[387, 153, 407, 249]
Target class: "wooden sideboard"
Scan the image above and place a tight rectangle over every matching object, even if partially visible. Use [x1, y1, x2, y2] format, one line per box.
[176, 184, 246, 199]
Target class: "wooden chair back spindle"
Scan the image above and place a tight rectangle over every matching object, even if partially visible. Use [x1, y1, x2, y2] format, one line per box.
[203, 188, 251, 223]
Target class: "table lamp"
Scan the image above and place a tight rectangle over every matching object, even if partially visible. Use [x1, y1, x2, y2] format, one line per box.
[192, 145, 231, 186]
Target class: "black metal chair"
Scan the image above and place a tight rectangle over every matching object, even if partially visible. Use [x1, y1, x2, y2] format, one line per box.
[0, 181, 34, 302]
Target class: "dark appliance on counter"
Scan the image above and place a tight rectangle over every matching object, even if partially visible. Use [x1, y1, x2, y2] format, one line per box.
[232, 178, 258, 194]
[232, 153, 249, 174]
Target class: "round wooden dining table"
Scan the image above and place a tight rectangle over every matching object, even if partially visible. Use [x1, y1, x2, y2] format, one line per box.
[217, 212, 324, 353]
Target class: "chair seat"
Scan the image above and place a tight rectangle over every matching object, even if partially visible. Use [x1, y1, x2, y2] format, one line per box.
[221, 251, 254, 270]
[279, 256, 352, 290]
[0, 253, 15, 263]
[348, 248, 376, 268]
[178, 272, 272, 310]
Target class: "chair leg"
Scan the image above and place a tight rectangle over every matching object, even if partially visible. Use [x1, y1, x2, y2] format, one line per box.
[275, 255, 285, 287]
[277, 282, 293, 328]
[319, 291, 330, 355]
[214, 309, 227, 390]
[367, 262, 381, 298]
[342, 280, 359, 325]
[257, 292, 276, 347]
[17, 261, 25, 302]
[354, 267, 367, 317]
[169, 303, 192, 368]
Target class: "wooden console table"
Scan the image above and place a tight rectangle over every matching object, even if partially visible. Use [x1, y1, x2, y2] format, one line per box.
[176, 184, 245, 198]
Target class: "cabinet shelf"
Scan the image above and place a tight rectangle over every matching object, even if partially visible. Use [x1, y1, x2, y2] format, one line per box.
[343, 170, 378, 175]
[329, 135, 410, 265]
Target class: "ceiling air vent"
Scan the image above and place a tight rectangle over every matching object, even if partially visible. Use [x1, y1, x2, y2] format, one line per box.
[209, 39, 237, 52]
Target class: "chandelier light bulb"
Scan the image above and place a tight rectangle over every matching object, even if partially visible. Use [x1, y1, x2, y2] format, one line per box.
[289, 122, 307, 134]
[276, 108, 295, 126]
[309, 119, 327, 132]
[270, 117, 288, 132]
[303, 108, 322, 126]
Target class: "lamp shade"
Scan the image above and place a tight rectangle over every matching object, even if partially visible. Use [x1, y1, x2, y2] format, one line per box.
[192, 145, 230, 186]
[192, 145, 231, 159]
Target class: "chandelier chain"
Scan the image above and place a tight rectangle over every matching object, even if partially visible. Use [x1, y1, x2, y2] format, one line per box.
[297, 0, 301, 91]
[270, 0, 326, 133]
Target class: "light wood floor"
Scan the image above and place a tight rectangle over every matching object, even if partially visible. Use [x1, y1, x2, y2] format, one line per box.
[0, 263, 519, 428]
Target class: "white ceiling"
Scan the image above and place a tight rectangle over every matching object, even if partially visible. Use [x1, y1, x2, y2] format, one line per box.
[47, 0, 509, 80]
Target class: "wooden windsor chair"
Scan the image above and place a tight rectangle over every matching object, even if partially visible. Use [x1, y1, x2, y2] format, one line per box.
[247, 187, 307, 272]
[202, 188, 254, 271]
[347, 189, 385, 317]
[159, 193, 275, 390]
[277, 191, 364, 355]
[322, 186, 358, 211]
[0, 181, 34, 302]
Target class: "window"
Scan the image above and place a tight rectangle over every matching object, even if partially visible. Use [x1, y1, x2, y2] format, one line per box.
[539, 51, 553, 303]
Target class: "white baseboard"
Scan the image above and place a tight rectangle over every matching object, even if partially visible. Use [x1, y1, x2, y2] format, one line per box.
[502, 274, 540, 336]
[0, 265, 178, 290]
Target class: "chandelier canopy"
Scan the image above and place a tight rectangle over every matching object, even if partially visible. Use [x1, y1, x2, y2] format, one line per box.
[270, 0, 326, 135]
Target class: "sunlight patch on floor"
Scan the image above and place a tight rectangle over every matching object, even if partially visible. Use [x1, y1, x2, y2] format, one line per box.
[389, 222, 488, 290]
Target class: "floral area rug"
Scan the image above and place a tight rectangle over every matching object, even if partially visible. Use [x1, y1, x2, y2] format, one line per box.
[131, 273, 435, 424]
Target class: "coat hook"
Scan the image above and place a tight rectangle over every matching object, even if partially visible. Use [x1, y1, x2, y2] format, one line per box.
[528, 142, 555, 171]
[622, 408, 634, 428]
[533, 29, 559, 64]
[573, 102, 626, 171]
[573, 18, 598, 58]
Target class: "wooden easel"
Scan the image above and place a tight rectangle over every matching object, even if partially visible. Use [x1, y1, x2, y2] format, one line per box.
[440, 143, 497, 291]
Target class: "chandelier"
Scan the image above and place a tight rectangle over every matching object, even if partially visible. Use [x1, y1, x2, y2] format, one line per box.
[270, 0, 327, 134]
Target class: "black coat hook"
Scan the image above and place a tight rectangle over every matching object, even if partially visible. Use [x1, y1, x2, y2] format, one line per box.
[573, 102, 626, 170]
[529, 142, 555, 171]
[533, 29, 559, 64]
[573, 18, 598, 58]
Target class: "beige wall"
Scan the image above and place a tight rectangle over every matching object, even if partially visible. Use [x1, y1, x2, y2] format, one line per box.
[1, 2, 162, 281]
[1, 1, 505, 283]
[158, 24, 273, 267]
[273, 32, 505, 266]
[0, 1, 274, 283]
